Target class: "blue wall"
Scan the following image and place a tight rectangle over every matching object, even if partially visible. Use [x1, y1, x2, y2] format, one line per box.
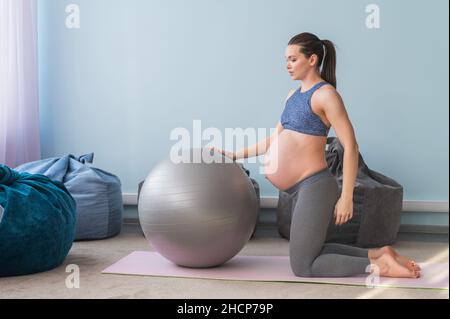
[38, 0, 449, 223]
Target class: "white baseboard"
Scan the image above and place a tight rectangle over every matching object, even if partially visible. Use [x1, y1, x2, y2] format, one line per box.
[122, 218, 449, 235]
[123, 193, 138, 205]
[123, 193, 448, 213]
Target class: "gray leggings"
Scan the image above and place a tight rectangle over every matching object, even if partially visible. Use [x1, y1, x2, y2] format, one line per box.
[285, 168, 371, 277]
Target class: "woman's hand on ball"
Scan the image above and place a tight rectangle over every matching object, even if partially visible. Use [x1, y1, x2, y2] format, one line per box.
[209, 147, 236, 160]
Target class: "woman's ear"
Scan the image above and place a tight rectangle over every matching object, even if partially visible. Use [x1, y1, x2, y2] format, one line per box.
[309, 54, 319, 67]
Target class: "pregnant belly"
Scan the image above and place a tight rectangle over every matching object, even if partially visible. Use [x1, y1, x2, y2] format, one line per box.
[264, 130, 328, 190]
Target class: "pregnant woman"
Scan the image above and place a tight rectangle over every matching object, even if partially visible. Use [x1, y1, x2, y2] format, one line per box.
[215, 32, 420, 278]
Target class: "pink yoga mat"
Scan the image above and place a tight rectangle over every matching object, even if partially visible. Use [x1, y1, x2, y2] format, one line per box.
[102, 251, 449, 290]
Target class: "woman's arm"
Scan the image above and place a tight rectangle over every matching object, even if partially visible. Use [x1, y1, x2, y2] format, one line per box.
[232, 122, 284, 160]
[313, 87, 359, 225]
[315, 88, 358, 199]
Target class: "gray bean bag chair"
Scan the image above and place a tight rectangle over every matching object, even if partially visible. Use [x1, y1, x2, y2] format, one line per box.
[15, 153, 123, 240]
[277, 137, 403, 248]
[138, 162, 260, 237]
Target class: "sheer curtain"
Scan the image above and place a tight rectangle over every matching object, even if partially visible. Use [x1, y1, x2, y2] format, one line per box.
[0, 0, 40, 167]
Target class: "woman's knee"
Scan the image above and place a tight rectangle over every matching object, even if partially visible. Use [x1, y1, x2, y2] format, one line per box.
[291, 263, 313, 277]
[289, 254, 313, 277]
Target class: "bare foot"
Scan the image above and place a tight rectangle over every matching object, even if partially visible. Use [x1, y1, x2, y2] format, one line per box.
[368, 246, 421, 271]
[370, 253, 420, 278]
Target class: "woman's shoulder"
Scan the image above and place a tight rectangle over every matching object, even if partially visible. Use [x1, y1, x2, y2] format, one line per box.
[311, 84, 345, 114]
[313, 83, 340, 102]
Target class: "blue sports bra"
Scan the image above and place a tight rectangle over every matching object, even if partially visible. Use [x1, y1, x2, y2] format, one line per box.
[280, 81, 331, 137]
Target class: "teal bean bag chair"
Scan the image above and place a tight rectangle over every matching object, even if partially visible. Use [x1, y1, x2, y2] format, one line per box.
[0, 165, 76, 277]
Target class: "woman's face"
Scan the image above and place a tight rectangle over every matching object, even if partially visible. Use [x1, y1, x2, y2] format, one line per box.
[285, 45, 314, 81]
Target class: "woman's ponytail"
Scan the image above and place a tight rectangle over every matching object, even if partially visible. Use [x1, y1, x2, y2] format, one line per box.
[320, 40, 337, 88]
